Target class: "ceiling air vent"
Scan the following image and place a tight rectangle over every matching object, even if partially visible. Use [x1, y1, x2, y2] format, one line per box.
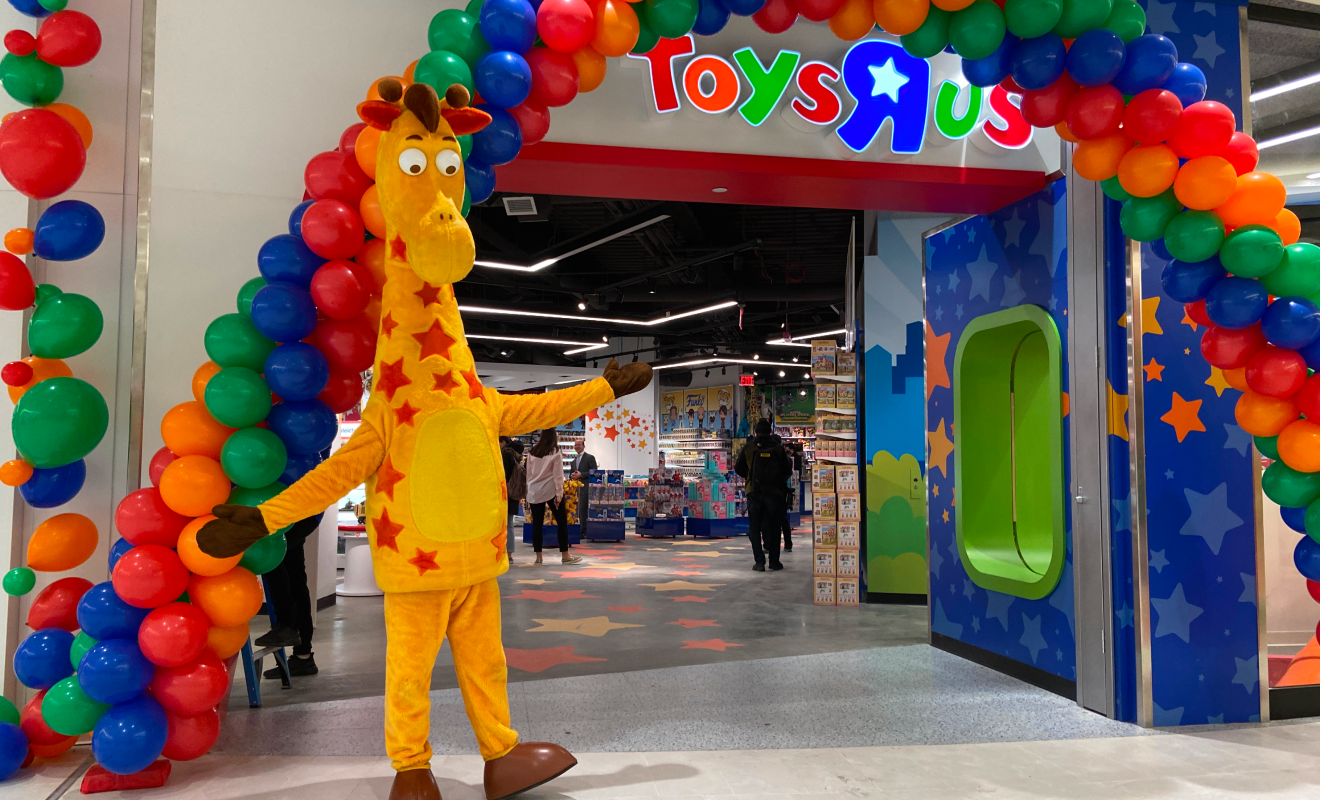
[503, 196, 538, 216]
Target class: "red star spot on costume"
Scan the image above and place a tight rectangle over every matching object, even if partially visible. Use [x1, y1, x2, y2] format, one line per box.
[415, 282, 443, 307]
[376, 455, 405, 501]
[432, 369, 462, 394]
[490, 526, 506, 564]
[409, 548, 440, 575]
[372, 508, 404, 553]
[668, 619, 719, 628]
[462, 368, 485, 401]
[380, 312, 399, 339]
[681, 638, 742, 651]
[504, 645, 606, 674]
[586, 408, 599, 422]
[604, 425, 619, 441]
[1160, 392, 1205, 443]
[393, 400, 420, 427]
[413, 319, 457, 361]
[376, 358, 412, 402]
[390, 236, 407, 261]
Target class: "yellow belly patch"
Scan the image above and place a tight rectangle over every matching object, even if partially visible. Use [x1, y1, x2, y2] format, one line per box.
[410, 408, 502, 544]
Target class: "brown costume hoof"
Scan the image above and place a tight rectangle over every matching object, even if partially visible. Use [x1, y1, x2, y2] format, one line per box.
[389, 767, 442, 800]
[483, 742, 577, 800]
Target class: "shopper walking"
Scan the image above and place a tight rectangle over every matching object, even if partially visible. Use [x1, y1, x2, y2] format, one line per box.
[501, 438, 527, 560]
[569, 439, 597, 536]
[782, 443, 802, 553]
[525, 428, 583, 566]
[259, 513, 322, 677]
[734, 419, 791, 572]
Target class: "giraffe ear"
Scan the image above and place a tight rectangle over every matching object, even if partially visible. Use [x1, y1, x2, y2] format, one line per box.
[442, 107, 492, 136]
[358, 100, 402, 130]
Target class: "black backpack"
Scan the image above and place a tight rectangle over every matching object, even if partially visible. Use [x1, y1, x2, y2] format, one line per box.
[743, 437, 788, 495]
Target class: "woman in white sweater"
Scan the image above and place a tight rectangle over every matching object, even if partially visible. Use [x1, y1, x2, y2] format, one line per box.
[524, 428, 583, 566]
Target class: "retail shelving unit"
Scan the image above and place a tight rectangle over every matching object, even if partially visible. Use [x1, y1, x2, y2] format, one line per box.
[658, 429, 732, 476]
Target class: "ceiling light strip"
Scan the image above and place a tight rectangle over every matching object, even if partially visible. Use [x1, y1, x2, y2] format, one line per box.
[458, 300, 737, 327]
[1251, 71, 1320, 103]
[473, 215, 671, 272]
[1257, 123, 1320, 150]
[653, 357, 800, 371]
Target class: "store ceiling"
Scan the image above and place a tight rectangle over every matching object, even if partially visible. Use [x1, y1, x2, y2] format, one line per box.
[1250, 0, 1320, 214]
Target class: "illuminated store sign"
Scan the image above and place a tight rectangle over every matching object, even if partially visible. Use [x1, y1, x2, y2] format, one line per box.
[629, 36, 1032, 154]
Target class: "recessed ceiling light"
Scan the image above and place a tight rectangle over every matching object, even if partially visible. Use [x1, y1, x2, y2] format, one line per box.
[578, 302, 587, 310]
[752, 354, 759, 360]
[778, 370, 785, 377]
[792, 356, 798, 362]
[712, 187, 727, 193]
[803, 372, 810, 379]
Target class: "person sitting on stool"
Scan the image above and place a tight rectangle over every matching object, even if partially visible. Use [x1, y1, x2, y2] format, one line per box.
[260, 513, 323, 677]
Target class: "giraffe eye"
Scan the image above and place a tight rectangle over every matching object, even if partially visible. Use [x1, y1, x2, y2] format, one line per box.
[435, 149, 461, 177]
[398, 148, 427, 175]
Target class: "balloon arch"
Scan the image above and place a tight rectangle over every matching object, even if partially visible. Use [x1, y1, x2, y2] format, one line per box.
[0, 0, 1317, 783]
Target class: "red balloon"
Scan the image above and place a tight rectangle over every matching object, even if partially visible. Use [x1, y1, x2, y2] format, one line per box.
[162, 708, 221, 762]
[26, 576, 92, 631]
[1307, 579, 1320, 604]
[507, 101, 551, 146]
[1168, 101, 1236, 160]
[338, 122, 367, 158]
[112, 544, 190, 609]
[319, 368, 365, 414]
[1000, 75, 1024, 94]
[1121, 88, 1182, 145]
[0, 109, 87, 199]
[1245, 346, 1307, 398]
[753, 0, 798, 33]
[1064, 85, 1124, 140]
[1295, 374, 1320, 420]
[304, 150, 372, 207]
[115, 487, 189, 547]
[35, 10, 101, 67]
[148, 447, 176, 488]
[526, 47, 579, 108]
[150, 651, 229, 717]
[796, 0, 845, 21]
[1186, 300, 1212, 328]
[300, 200, 364, 261]
[1220, 131, 1259, 176]
[309, 260, 373, 320]
[0, 251, 35, 310]
[21, 691, 68, 746]
[2, 360, 32, 386]
[1201, 323, 1266, 369]
[307, 315, 376, 373]
[537, 0, 595, 53]
[138, 602, 211, 667]
[5, 30, 34, 56]
[1020, 74, 1078, 128]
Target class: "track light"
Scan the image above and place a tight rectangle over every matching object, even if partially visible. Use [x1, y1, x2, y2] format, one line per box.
[753, 354, 759, 360]
[792, 356, 798, 362]
[705, 369, 710, 377]
[778, 370, 785, 377]
[800, 389, 806, 396]
[803, 372, 810, 379]
[578, 302, 587, 310]
[753, 371, 758, 376]
[632, 354, 638, 362]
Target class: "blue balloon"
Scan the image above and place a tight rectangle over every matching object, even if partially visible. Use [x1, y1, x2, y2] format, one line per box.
[693, 0, 731, 35]
[19, 458, 85, 508]
[1161, 62, 1206, 108]
[1205, 276, 1268, 330]
[33, 201, 105, 261]
[479, 0, 537, 53]
[6, 0, 51, 16]
[14, 628, 75, 690]
[1281, 505, 1308, 534]
[257, 234, 325, 289]
[473, 51, 532, 109]
[1261, 297, 1320, 350]
[288, 200, 314, 238]
[108, 537, 134, 572]
[280, 450, 323, 485]
[1297, 536, 1320, 582]
[267, 399, 338, 455]
[265, 342, 330, 402]
[77, 582, 150, 641]
[1149, 238, 1173, 262]
[724, 0, 765, 13]
[963, 34, 1018, 88]
[92, 695, 168, 776]
[250, 282, 318, 343]
[1010, 34, 1066, 91]
[78, 640, 154, 705]
[472, 106, 523, 167]
[1160, 257, 1225, 303]
[1112, 34, 1178, 96]
[465, 156, 496, 204]
[1299, 336, 1320, 372]
[0, 722, 25, 781]
[1065, 29, 1126, 87]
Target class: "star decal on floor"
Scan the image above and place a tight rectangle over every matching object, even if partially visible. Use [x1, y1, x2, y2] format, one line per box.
[504, 645, 606, 673]
[526, 616, 643, 637]
[681, 639, 742, 651]
[673, 551, 723, 558]
[669, 595, 710, 603]
[588, 562, 656, 571]
[516, 579, 551, 585]
[504, 589, 602, 603]
[555, 569, 625, 579]
[640, 581, 725, 592]
[607, 605, 645, 613]
[670, 570, 710, 576]
[668, 619, 719, 628]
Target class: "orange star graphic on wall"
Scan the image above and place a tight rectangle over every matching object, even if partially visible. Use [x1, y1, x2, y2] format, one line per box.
[376, 455, 405, 501]
[604, 425, 619, 441]
[413, 319, 457, 361]
[373, 508, 404, 553]
[926, 321, 951, 400]
[409, 548, 440, 575]
[1205, 367, 1233, 397]
[432, 369, 462, 394]
[1182, 307, 1199, 332]
[393, 400, 420, 427]
[928, 419, 954, 479]
[380, 312, 398, 338]
[462, 368, 484, 401]
[629, 415, 642, 428]
[586, 408, 599, 421]
[1143, 358, 1164, 381]
[376, 358, 412, 402]
[1160, 392, 1205, 442]
[415, 282, 443, 307]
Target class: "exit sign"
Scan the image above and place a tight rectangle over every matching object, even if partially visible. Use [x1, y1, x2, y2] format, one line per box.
[740, 375, 754, 386]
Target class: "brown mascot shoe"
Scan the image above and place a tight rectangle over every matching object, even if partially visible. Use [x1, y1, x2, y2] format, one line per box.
[483, 742, 577, 800]
[389, 768, 441, 800]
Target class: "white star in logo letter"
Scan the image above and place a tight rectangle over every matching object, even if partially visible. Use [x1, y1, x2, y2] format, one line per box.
[869, 58, 909, 102]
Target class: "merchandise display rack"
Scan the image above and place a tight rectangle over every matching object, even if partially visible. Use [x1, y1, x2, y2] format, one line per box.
[659, 428, 733, 475]
[811, 340, 861, 607]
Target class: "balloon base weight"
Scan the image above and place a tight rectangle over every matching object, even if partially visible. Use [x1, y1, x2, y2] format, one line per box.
[81, 760, 171, 793]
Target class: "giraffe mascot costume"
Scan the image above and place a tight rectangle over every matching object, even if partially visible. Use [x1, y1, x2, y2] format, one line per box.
[199, 79, 652, 800]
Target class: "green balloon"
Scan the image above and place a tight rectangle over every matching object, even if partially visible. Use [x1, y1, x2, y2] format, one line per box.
[465, 0, 484, 15]
[1162, 210, 1225, 264]
[1119, 190, 1180, 242]
[631, 12, 660, 54]
[34, 283, 62, 305]
[949, 1, 1006, 61]
[643, 0, 699, 38]
[222, 427, 288, 489]
[42, 676, 109, 736]
[1263, 461, 1320, 509]
[462, 186, 472, 218]
[28, 292, 103, 359]
[1004, 0, 1062, 39]
[1102, 0, 1145, 42]
[1220, 225, 1284, 278]
[228, 481, 292, 535]
[1255, 434, 1280, 461]
[13, 377, 108, 468]
[429, 10, 490, 68]
[458, 134, 473, 161]
[205, 313, 277, 372]
[1100, 175, 1132, 202]
[1053, 0, 1113, 38]
[0, 52, 63, 106]
[1262, 243, 1320, 298]
[69, 631, 97, 671]
[39, 0, 69, 9]
[237, 277, 266, 317]
[0, 697, 17, 727]
[205, 366, 272, 429]
[240, 532, 287, 575]
[3, 567, 35, 596]
[902, 6, 952, 59]
[414, 49, 474, 97]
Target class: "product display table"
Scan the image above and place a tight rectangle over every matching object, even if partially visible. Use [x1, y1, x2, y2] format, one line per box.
[637, 516, 685, 538]
[522, 522, 582, 545]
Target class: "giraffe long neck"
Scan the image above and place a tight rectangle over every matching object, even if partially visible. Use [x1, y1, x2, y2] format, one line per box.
[373, 253, 474, 391]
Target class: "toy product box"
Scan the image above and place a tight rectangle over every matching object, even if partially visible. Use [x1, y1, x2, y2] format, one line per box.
[812, 464, 835, 491]
[837, 493, 861, 521]
[815, 384, 836, 409]
[813, 520, 837, 548]
[836, 578, 860, 606]
[836, 352, 856, 377]
[820, 415, 856, 433]
[814, 577, 836, 606]
[836, 385, 856, 409]
[813, 547, 836, 576]
[836, 521, 859, 549]
[813, 493, 836, 520]
[836, 465, 858, 492]
[811, 340, 836, 376]
[836, 549, 859, 577]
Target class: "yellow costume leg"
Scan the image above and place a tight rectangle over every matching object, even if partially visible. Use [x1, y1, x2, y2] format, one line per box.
[384, 589, 450, 771]
[448, 578, 519, 760]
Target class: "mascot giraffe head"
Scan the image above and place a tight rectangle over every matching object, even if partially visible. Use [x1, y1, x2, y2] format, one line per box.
[357, 79, 491, 286]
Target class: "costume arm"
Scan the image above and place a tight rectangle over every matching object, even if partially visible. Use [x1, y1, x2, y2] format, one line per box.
[497, 377, 614, 436]
[259, 420, 386, 531]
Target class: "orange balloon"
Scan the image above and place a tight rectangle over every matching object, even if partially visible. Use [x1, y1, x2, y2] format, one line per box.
[355, 125, 382, 180]
[355, 238, 387, 295]
[368, 75, 408, 102]
[191, 567, 264, 628]
[360, 184, 387, 239]
[1216, 171, 1287, 230]
[5, 227, 32, 255]
[1054, 121, 1080, 144]
[159, 455, 231, 518]
[404, 59, 419, 83]
[44, 103, 92, 148]
[192, 361, 221, 404]
[364, 296, 383, 334]
[160, 401, 235, 460]
[1235, 389, 1299, 437]
[1223, 367, 1248, 392]
[573, 46, 607, 94]
[177, 516, 243, 577]
[7, 356, 72, 403]
[874, 0, 929, 34]
[0, 459, 32, 486]
[207, 622, 250, 659]
[27, 513, 98, 572]
[830, 0, 876, 39]
[591, 0, 640, 57]
[1270, 208, 1302, 246]
[1072, 134, 1131, 182]
[1117, 144, 1178, 198]
[31, 736, 76, 758]
[1279, 419, 1320, 473]
[931, 0, 973, 10]
[1173, 156, 1237, 211]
